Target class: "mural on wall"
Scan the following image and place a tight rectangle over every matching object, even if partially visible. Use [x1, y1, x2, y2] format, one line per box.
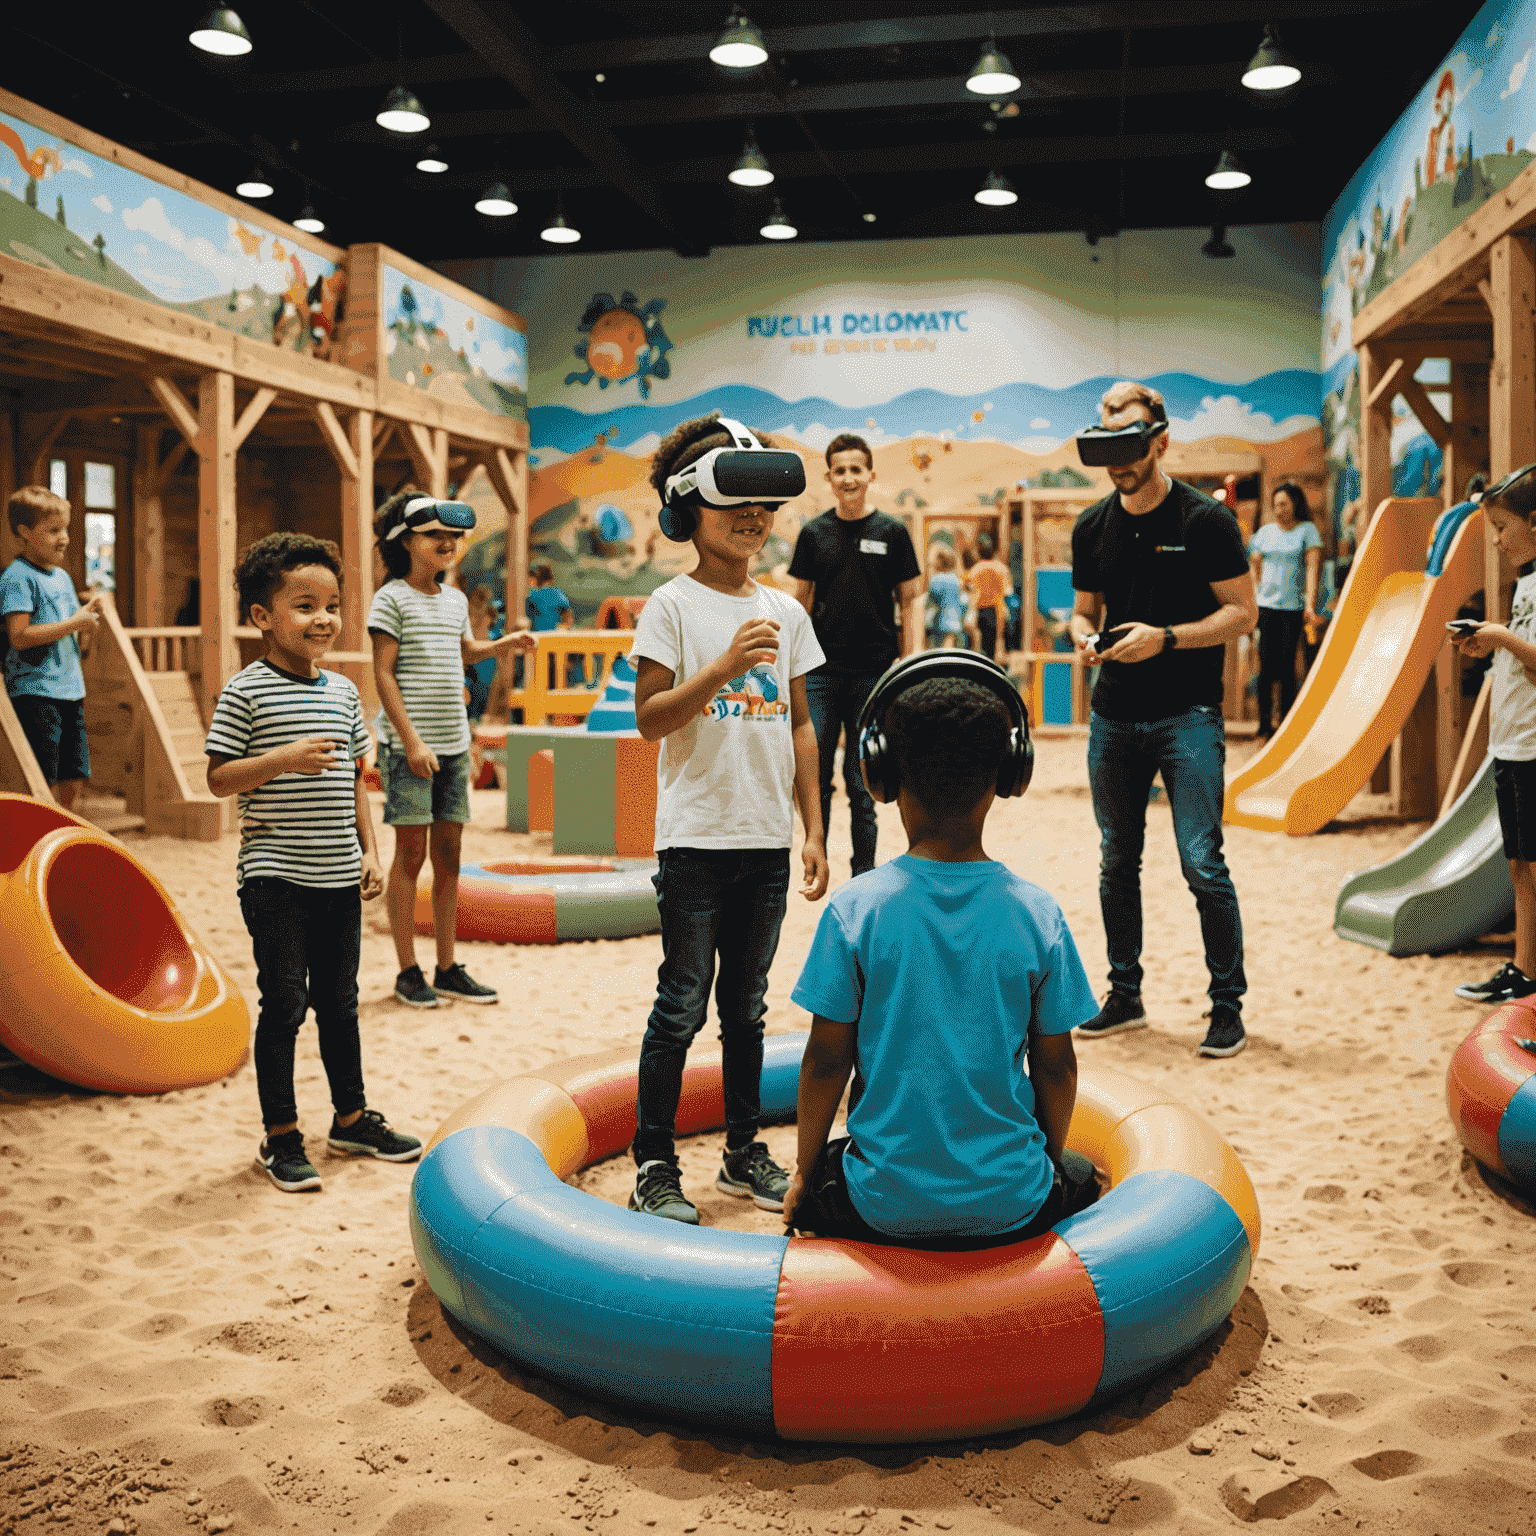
[0, 106, 344, 355]
[439, 226, 1325, 628]
[382, 263, 528, 419]
[1321, 0, 1536, 559]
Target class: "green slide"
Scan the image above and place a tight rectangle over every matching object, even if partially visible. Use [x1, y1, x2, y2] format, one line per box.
[1334, 755, 1512, 956]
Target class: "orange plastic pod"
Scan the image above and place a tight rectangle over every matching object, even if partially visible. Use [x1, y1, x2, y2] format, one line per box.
[1446, 1000, 1536, 1180]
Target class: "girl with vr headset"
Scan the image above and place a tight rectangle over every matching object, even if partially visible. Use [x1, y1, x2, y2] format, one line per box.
[626, 414, 829, 1226]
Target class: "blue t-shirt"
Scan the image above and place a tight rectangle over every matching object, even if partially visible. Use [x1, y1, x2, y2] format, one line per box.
[0, 558, 85, 701]
[928, 570, 964, 633]
[526, 585, 572, 631]
[1249, 520, 1321, 611]
[791, 855, 1097, 1238]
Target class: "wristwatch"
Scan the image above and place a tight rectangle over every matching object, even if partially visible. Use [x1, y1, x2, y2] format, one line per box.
[1163, 625, 1178, 651]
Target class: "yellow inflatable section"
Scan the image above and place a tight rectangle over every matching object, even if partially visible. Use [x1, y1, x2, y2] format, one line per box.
[1225, 497, 1482, 835]
[0, 793, 249, 1094]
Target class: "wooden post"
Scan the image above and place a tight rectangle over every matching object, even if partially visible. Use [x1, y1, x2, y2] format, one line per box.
[1433, 643, 1466, 810]
[1488, 233, 1536, 622]
[404, 423, 449, 497]
[1358, 344, 1395, 534]
[342, 409, 375, 654]
[484, 446, 527, 633]
[1389, 673, 1439, 820]
[0, 407, 14, 569]
[198, 371, 237, 723]
[133, 423, 166, 627]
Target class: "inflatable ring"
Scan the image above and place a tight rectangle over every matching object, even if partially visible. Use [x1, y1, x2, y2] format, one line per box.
[415, 857, 659, 944]
[0, 793, 249, 1094]
[1446, 999, 1536, 1187]
[410, 1032, 1260, 1442]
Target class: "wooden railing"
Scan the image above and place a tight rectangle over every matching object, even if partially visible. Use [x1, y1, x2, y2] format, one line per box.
[508, 630, 633, 727]
[124, 625, 202, 674]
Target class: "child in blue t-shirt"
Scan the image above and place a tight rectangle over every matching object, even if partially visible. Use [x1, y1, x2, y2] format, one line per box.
[925, 546, 965, 648]
[526, 564, 572, 631]
[783, 660, 1100, 1245]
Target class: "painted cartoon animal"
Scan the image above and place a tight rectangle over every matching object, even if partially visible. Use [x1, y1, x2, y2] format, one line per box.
[0, 124, 62, 182]
[1425, 70, 1454, 188]
[707, 664, 782, 720]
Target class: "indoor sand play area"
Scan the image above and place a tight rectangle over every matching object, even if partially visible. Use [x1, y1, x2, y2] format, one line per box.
[4, 2, 1536, 1533]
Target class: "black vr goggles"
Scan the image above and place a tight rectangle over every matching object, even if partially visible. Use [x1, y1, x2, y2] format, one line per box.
[1075, 419, 1167, 468]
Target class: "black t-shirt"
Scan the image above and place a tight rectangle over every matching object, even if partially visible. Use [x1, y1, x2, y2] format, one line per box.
[1071, 479, 1249, 723]
[788, 510, 921, 674]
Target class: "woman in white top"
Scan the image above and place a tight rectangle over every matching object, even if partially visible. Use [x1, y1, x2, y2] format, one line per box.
[1248, 481, 1322, 739]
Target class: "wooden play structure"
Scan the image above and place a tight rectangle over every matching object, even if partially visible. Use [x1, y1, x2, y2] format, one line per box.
[1348, 160, 1536, 820]
[0, 89, 529, 836]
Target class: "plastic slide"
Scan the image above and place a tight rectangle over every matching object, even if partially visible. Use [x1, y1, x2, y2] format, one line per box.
[1224, 497, 1483, 835]
[1334, 754, 1512, 954]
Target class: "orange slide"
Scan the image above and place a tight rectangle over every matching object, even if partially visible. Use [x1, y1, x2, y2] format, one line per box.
[0, 794, 249, 1093]
[1224, 497, 1483, 835]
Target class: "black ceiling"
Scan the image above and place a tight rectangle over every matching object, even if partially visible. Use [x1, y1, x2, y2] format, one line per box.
[7, 2, 1485, 260]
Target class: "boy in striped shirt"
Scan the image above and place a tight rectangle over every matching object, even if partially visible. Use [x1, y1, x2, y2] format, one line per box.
[206, 532, 421, 1194]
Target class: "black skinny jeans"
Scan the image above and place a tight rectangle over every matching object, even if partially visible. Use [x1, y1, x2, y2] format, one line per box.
[1255, 607, 1306, 730]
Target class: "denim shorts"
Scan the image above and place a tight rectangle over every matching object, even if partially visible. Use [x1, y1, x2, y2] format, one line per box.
[11, 694, 90, 784]
[379, 741, 471, 826]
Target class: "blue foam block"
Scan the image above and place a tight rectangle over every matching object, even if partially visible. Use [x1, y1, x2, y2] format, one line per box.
[1498, 1075, 1536, 1186]
[1057, 1169, 1251, 1404]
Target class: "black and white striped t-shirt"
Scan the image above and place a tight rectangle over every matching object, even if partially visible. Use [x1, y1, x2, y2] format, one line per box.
[367, 579, 472, 756]
[205, 660, 373, 889]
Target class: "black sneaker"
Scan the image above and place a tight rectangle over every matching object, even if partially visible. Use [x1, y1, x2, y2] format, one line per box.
[716, 1141, 791, 1211]
[1075, 991, 1148, 1040]
[433, 963, 499, 1004]
[394, 966, 438, 1008]
[327, 1108, 423, 1162]
[1454, 962, 1536, 1005]
[629, 1160, 700, 1225]
[1198, 1006, 1247, 1058]
[257, 1130, 322, 1192]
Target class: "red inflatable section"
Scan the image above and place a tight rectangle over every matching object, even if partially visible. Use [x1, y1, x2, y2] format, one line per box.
[772, 1233, 1105, 1442]
[1446, 999, 1536, 1180]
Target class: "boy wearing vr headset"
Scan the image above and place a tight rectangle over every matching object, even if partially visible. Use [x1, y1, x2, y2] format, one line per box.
[628, 415, 829, 1225]
[369, 489, 535, 1010]
[783, 652, 1101, 1244]
[1068, 381, 1256, 1058]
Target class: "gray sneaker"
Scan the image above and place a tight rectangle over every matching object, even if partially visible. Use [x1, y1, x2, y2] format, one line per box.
[716, 1141, 790, 1211]
[629, 1160, 699, 1224]
[257, 1131, 322, 1193]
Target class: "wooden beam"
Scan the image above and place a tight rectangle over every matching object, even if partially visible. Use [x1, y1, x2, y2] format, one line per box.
[157, 438, 193, 492]
[1365, 355, 1407, 411]
[1358, 345, 1395, 527]
[1478, 277, 1496, 314]
[0, 406, 15, 569]
[198, 371, 238, 723]
[311, 400, 360, 481]
[373, 417, 396, 455]
[18, 411, 70, 484]
[148, 375, 202, 451]
[1441, 674, 1491, 820]
[0, 689, 51, 798]
[232, 386, 278, 450]
[403, 421, 436, 491]
[431, 427, 449, 499]
[1490, 233, 1536, 481]
[483, 446, 528, 629]
[341, 409, 374, 656]
[134, 423, 166, 628]
[1395, 373, 1452, 450]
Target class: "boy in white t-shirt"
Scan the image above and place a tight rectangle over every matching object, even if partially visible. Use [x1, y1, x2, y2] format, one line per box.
[1450, 464, 1536, 1006]
[628, 415, 829, 1224]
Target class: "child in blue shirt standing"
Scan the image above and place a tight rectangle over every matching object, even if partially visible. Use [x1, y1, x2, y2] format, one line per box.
[629, 414, 829, 1224]
[1, 486, 105, 807]
[783, 653, 1101, 1244]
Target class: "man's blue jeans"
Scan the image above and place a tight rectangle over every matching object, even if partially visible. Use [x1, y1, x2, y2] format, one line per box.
[1086, 705, 1246, 1012]
[805, 668, 883, 876]
[633, 848, 791, 1166]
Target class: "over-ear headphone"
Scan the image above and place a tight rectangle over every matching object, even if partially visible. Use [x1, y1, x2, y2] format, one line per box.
[857, 651, 1033, 804]
[658, 416, 805, 542]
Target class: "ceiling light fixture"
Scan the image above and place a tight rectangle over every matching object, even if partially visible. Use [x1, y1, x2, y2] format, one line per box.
[189, 7, 253, 56]
[541, 201, 581, 244]
[974, 170, 1018, 206]
[728, 130, 774, 187]
[1202, 225, 1236, 258]
[759, 197, 797, 240]
[966, 37, 1020, 95]
[415, 145, 448, 173]
[710, 9, 769, 69]
[475, 182, 517, 216]
[376, 85, 430, 134]
[862, 212, 877, 224]
[293, 203, 325, 234]
[236, 165, 273, 198]
[1205, 150, 1252, 190]
[1241, 24, 1302, 91]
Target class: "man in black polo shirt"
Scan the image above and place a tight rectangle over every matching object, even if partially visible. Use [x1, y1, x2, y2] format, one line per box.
[789, 433, 922, 877]
[1068, 381, 1257, 1058]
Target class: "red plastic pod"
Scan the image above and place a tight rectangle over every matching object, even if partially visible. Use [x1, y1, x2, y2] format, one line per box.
[1446, 999, 1536, 1180]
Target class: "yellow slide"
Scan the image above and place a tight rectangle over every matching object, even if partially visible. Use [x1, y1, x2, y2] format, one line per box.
[1224, 497, 1483, 835]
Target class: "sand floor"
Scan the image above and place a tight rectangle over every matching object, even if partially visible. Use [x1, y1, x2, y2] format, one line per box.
[3, 733, 1535, 1536]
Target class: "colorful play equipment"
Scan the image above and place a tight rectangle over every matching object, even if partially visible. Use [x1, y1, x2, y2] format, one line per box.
[1446, 1000, 1536, 1189]
[507, 630, 635, 726]
[0, 793, 249, 1093]
[502, 726, 659, 856]
[414, 856, 659, 944]
[410, 1033, 1259, 1443]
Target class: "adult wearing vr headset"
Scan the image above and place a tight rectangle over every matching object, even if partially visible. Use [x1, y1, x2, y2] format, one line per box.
[1068, 381, 1257, 1059]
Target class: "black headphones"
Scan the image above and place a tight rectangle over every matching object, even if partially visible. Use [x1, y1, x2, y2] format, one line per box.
[856, 651, 1033, 805]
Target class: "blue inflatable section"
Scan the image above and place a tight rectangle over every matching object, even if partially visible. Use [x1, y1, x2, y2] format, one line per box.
[1425, 499, 1480, 579]
[414, 1125, 785, 1431]
[758, 1032, 804, 1116]
[1498, 1074, 1536, 1186]
[1057, 1169, 1250, 1403]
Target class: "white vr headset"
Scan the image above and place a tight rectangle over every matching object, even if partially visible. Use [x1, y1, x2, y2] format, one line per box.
[661, 418, 806, 510]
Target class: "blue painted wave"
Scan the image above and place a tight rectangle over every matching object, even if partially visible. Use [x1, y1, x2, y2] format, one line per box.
[530, 371, 1322, 456]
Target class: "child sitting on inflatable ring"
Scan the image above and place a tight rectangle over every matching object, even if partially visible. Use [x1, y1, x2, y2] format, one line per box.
[783, 653, 1103, 1246]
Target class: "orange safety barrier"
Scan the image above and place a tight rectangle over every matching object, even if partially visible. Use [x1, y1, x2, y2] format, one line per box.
[508, 630, 636, 726]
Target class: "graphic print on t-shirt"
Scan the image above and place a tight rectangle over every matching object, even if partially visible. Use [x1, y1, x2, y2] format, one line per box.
[703, 663, 786, 721]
